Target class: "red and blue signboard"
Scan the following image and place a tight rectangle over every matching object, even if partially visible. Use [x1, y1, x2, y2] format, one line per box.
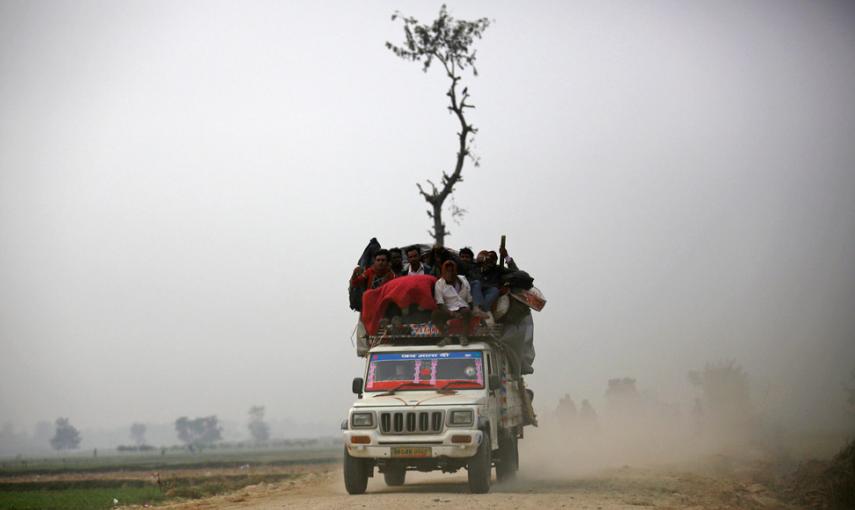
[366, 351, 484, 391]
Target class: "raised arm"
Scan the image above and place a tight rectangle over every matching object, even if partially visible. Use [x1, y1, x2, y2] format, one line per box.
[500, 247, 519, 271]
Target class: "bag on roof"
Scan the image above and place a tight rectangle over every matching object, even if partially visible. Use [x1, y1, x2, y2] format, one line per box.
[511, 286, 546, 312]
[358, 238, 382, 269]
[501, 270, 534, 290]
[350, 238, 382, 311]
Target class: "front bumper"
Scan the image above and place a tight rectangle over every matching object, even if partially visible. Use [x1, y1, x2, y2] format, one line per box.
[343, 429, 483, 459]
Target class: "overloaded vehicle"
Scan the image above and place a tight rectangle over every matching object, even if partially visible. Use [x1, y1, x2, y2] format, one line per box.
[343, 239, 543, 494]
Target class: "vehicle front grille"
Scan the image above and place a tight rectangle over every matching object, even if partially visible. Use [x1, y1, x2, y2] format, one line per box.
[379, 410, 444, 434]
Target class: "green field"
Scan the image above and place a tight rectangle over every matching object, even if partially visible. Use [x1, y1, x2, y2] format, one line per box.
[0, 486, 164, 510]
[0, 446, 340, 475]
[0, 446, 341, 509]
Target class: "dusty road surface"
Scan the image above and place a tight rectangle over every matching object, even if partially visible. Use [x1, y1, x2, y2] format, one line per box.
[155, 458, 801, 510]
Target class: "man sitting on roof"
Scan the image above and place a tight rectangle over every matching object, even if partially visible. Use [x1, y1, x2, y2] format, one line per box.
[403, 245, 431, 275]
[470, 250, 513, 319]
[457, 247, 479, 279]
[432, 260, 473, 347]
[350, 249, 396, 291]
[425, 245, 454, 277]
[388, 247, 405, 277]
[458, 248, 490, 318]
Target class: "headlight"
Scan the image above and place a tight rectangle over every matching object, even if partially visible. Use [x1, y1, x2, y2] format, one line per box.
[448, 410, 474, 426]
[351, 412, 375, 428]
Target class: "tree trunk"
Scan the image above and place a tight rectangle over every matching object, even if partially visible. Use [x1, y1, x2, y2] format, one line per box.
[433, 202, 446, 247]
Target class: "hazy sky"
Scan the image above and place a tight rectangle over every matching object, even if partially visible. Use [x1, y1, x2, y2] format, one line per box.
[1, 0, 854, 440]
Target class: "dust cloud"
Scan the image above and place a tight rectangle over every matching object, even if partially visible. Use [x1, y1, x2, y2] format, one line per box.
[521, 361, 854, 482]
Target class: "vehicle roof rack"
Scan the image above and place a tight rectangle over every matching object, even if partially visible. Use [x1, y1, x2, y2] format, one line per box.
[368, 323, 504, 347]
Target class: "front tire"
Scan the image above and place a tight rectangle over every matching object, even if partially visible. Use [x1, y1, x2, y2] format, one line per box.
[496, 432, 519, 482]
[383, 465, 406, 486]
[343, 447, 369, 495]
[468, 431, 492, 493]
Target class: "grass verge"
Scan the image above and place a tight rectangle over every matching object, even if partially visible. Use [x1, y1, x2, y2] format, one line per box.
[0, 472, 300, 510]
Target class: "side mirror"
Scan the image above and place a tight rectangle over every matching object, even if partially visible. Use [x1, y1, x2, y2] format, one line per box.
[352, 377, 364, 396]
[488, 375, 501, 391]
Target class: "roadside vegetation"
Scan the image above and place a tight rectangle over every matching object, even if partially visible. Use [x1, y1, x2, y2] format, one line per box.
[0, 446, 338, 509]
[0, 441, 339, 475]
[0, 484, 164, 510]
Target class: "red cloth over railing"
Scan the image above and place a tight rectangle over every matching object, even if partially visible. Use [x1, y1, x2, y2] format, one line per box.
[361, 275, 438, 335]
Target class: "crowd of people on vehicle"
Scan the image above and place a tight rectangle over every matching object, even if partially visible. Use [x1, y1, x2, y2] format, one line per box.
[348, 243, 537, 373]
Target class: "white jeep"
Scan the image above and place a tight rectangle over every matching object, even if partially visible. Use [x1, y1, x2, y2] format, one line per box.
[342, 340, 532, 494]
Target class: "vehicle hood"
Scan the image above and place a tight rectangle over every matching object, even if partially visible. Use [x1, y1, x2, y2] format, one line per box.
[352, 390, 487, 408]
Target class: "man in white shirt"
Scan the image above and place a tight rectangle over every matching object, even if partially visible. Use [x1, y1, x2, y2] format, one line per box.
[432, 260, 472, 346]
[403, 245, 432, 275]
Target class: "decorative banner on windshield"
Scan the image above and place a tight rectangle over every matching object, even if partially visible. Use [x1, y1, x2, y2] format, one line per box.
[366, 351, 484, 391]
[372, 352, 482, 362]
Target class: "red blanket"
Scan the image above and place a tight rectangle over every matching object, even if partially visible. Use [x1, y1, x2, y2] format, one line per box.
[362, 275, 438, 335]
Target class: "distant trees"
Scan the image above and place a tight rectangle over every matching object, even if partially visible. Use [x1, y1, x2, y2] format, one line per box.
[688, 360, 752, 418]
[605, 377, 643, 419]
[117, 444, 155, 452]
[50, 418, 81, 451]
[174, 416, 222, 450]
[556, 393, 578, 426]
[130, 422, 147, 446]
[247, 406, 270, 442]
[688, 360, 755, 441]
[579, 399, 599, 434]
[605, 377, 641, 403]
[386, 5, 490, 246]
[555, 394, 600, 436]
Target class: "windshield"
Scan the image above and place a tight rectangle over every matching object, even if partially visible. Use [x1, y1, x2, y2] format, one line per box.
[365, 351, 484, 392]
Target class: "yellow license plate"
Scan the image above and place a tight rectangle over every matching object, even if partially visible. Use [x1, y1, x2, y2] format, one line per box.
[391, 446, 432, 458]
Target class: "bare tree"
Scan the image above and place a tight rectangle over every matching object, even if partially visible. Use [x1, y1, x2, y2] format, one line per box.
[386, 5, 490, 246]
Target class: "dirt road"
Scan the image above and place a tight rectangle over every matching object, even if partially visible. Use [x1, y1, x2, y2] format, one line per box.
[156, 458, 800, 510]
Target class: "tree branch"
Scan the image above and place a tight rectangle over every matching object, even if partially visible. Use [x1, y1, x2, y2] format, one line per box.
[388, 5, 489, 246]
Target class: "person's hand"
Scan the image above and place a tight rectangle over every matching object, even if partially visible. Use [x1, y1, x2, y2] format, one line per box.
[499, 247, 508, 259]
[352, 266, 363, 277]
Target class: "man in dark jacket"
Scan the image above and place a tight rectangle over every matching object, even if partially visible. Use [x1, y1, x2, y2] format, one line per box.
[388, 248, 405, 277]
[457, 247, 487, 317]
[493, 248, 535, 374]
[456, 247, 480, 279]
[471, 250, 513, 317]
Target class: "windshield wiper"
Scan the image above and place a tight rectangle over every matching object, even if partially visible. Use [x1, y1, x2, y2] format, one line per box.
[375, 381, 437, 396]
[438, 380, 482, 391]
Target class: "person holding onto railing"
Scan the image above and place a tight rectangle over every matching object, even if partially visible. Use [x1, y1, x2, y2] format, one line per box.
[470, 250, 514, 320]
